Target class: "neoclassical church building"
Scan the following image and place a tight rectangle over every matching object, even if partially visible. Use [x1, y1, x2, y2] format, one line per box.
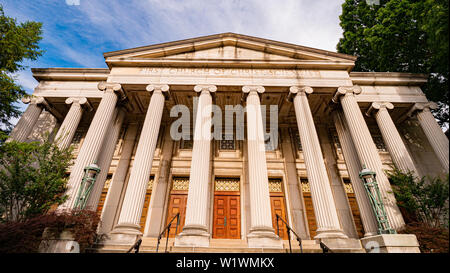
[9, 33, 448, 253]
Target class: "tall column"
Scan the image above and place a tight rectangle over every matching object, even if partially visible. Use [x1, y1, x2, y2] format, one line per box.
[85, 108, 125, 210]
[408, 102, 449, 172]
[144, 126, 174, 237]
[290, 86, 347, 239]
[110, 84, 168, 243]
[244, 85, 283, 248]
[280, 127, 309, 239]
[60, 82, 122, 210]
[333, 110, 378, 237]
[99, 123, 138, 234]
[332, 86, 405, 230]
[175, 85, 216, 247]
[367, 102, 419, 175]
[8, 96, 45, 142]
[54, 97, 88, 150]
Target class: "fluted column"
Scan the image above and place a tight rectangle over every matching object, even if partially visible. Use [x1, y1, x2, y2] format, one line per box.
[110, 84, 168, 242]
[85, 108, 125, 210]
[290, 86, 347, 239]
[367, 102, 419, 175]
[333, 86, 405, 230]
[54, 97, 88, 150]
[60, 82, 121, 210]
[333, 110, 378, 237]
[408, 102, 449, 172]
[144, 126, 175, 237]
[175, 85, 216, 247]
[99, 123, 138, 234]
[244, 85, 283, 248]
[8, 96, 45, 142]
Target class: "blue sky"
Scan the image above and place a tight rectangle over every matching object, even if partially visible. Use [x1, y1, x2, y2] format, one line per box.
[2, 0, 345, 121]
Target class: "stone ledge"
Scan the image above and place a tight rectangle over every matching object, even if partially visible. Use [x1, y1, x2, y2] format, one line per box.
[361, 234, 420, 253]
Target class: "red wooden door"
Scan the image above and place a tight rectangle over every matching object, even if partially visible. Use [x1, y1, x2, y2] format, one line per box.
[212, 192, 241, 239]
[166, 192, 187, 237]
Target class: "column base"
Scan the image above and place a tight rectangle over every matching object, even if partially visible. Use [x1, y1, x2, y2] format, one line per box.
[108, 223, 143, 245]
[316, 238, 365, 253]
[361, 234, 420, 253]
[174, 225, 210, 247]
[247, 226, 283, 249]
[314, 227, 348, 240]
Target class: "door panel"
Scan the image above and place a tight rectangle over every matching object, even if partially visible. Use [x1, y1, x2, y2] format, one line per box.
[166, 193, 187, 237]
[303, 192, 317, 239]
[347, 192, 365, 238]
[270, 194, 288, 239]
[139, 189, 152, 233]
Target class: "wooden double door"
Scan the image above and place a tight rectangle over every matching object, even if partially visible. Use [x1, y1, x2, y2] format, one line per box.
[212, 192, 241, 239]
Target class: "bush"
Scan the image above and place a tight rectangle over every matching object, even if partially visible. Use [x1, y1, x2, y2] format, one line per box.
[0, 209, 101, 253]
[399, 222, 449, 253]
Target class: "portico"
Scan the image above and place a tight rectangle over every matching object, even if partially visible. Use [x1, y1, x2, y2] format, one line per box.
[13, 33, 445, 252]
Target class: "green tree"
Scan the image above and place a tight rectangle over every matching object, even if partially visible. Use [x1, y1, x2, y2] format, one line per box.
[386, 168, 449, 228]
[0, 4, 43, 137]
[0, 138, 73, 223]
[337, 0, 449, 127]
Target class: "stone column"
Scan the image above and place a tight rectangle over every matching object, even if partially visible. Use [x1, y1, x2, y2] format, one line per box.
[290, 86, 347, 239]
[85, 108, 125, 210]
[333, 110, 378, 237]
[367, 102, 419, 175]
[175, 85, 216, 247]
[332, 86, 405, 230]
[280, 127, 309, 239]
[244, 85, 283, 248]
[54, 97, 88, 150]
[143, 126, 174, 237]
[408, 102, 449, 172]
[99, 123, 138, 234]
[110, 84, 168, 243]
[60, 82, 122, 210]
[8, 96, 45, 142]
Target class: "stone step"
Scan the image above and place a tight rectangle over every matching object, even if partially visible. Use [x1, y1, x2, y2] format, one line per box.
[90, 238, 323, 253]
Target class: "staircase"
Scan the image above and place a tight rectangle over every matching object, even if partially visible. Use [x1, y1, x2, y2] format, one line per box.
[90, 238, 324, 253]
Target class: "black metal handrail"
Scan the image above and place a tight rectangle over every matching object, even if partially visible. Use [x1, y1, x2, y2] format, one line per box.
[156, 212, 180, 253]
[319, 242, 333, 253]
[275, 214, 303, 253]
[127, 237, 142, 253]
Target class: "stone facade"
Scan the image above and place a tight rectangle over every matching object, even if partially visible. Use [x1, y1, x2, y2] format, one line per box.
[13, 33, 448, 253]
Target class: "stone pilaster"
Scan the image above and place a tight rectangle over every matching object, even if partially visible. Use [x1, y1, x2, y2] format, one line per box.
[143, 126, 175, 237]
[290, 86, 347, 239]
[408, 102, 449, 173]
[60, 83, 121, 210]
[110, 84, 168, 243]
[8, 96, 45, 142]
[175, 85, 216, 247]
[333, 86, 405, 231]
[85, 108, 125, 211]
[54, 97, 88, 150]
[367, 102, 419, 175]
[333, 110, 378, 237]
[244, 85, 283, 248]
[99, 123, 139, 234]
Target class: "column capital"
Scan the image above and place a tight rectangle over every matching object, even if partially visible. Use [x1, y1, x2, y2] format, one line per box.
[288, 86, 313, 102]
[22, 96, 46, 105]
[332, 85, 362, 103]
[65, 97, 87, 105]
[366, 102, 394, 117]
[146, 84, 170, 92]
[243, 85, 265, 94]
[98, 82, 122, 92]
[406, 102, 438, 117]
[194, 84, 217, 93]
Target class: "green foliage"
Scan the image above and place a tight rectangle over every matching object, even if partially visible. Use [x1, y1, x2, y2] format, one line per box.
[0, 4, 43, 133]
[337, 0, 449, 126]
[386, 168, 449, 228]
[0, 138, 73, 223]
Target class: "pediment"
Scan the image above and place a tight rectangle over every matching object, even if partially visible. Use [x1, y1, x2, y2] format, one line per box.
[104, 33, 356, 64]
